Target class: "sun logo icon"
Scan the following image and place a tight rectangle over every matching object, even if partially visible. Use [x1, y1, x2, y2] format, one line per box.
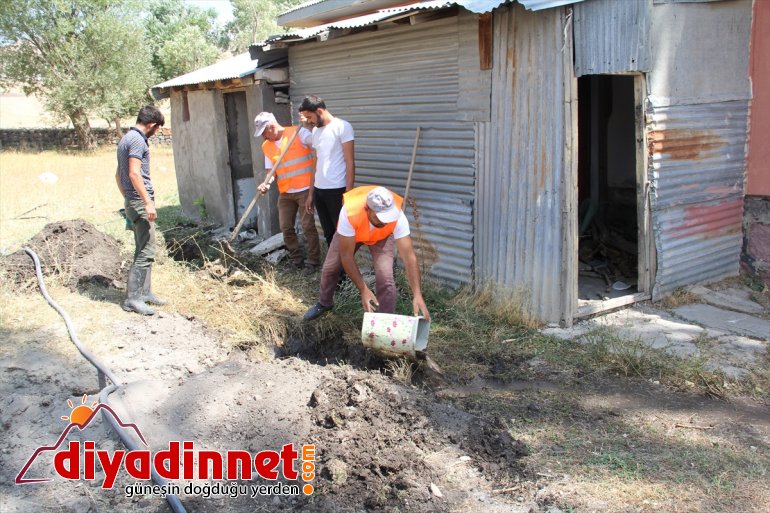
[60, 394, 98, 427]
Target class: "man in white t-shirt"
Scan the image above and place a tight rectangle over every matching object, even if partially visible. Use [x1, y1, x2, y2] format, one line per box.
[298, 95, 355, 246]
[303, 186, 430, 322]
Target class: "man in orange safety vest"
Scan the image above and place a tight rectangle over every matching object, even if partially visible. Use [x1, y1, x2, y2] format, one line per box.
[254, 112, 321, 273]
[303, 185, 430, 321]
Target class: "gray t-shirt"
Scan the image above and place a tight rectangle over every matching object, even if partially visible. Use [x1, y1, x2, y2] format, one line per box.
[117, 128, 153, 201]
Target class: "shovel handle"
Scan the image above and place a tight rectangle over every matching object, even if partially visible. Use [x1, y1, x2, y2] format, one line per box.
[228, 126, 302, 244]
[403, 127, 420, 206]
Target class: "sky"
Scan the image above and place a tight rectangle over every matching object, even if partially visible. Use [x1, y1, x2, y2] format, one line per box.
[185, 0, 234, 24]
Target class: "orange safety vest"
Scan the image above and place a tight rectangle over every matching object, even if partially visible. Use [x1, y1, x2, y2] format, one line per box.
[342, 186, 404, 245]
[261, 126, 315, 193]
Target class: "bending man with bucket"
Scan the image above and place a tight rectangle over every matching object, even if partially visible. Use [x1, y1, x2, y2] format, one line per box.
[303, 186, 430, 321]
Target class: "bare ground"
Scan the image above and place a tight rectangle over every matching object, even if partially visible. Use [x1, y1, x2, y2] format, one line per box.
[1, 221, 768, 513]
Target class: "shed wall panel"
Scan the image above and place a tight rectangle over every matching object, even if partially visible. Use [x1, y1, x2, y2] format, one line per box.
[475, 3, 576, 323]
[289, 16, 478, 285]
[648, 0, 752, 106]
[170, 90, 234, 226]
[648, 101, 748, 296]
[573, 0, 651, 77]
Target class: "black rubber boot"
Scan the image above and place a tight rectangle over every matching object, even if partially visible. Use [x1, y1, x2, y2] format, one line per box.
[141, 266, 167, 306]
[122, 266, 156, 315]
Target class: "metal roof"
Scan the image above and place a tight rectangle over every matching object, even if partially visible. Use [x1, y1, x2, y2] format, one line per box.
[265, 1, 454, 43]
[517, 0, 582, 11]
[268, 0, 579, 45]
[277, 0, 582, 27]
[152, 52, 262, 90]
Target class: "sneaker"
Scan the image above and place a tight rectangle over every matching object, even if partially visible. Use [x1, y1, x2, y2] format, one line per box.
[303, 302, 333, 321]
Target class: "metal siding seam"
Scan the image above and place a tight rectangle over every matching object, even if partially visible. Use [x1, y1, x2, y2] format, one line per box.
[562, 6, 579, 325]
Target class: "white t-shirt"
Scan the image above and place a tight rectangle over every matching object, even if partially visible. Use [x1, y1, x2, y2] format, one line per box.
[264, 127, 313, 193]
[337, 207, 410, 240]
[311, 117, 354, 189]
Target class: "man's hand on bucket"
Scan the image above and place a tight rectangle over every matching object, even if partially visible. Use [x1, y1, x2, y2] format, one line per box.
[361, 287, 379, 313]
[413, 294, 430, 320]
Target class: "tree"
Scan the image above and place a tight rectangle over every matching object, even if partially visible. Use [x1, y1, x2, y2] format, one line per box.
[225, 0, 306, 54]
[87, 9, 156, 136]
[0, 0, 154, 150]
[145, 0, 221, 81]
[157, 25, 220, 80]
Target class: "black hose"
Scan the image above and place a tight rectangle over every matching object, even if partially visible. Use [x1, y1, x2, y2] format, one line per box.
[23, 248, 188, 513]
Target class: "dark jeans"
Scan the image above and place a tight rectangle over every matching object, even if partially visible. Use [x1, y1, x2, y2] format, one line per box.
[125, 198, 156, 268]
[313, 187, 345, 246]
[319, 234, 396, 313]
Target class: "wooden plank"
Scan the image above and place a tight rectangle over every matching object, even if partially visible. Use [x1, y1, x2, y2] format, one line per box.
[478, 13, 493, 71]
[635, 74, 656, 296]
[575, 292, 651, 318]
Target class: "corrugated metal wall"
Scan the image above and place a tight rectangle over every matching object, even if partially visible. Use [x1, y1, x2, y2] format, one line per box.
[476, 3, 577, 323]
[573, 0, 651, 77]
[646, 0, 752, 297]
[648, 100, 748, 296]
[289, 15, 477, 285]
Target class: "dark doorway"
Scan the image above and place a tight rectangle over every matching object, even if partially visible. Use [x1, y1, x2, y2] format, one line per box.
[577, 75, 640, 305]
[224, 91, 257, 228]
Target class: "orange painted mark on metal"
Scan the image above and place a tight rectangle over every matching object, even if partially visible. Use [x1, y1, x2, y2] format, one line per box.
[649, 128, 726, 161]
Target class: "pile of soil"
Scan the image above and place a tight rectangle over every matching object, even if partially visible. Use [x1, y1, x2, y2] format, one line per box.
[2, 219, 124, 290]
[296, 370, 529, 512]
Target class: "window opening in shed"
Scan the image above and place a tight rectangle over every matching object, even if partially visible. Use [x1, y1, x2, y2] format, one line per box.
[577, 75, 640, 306]
[182, 91, 190, 122]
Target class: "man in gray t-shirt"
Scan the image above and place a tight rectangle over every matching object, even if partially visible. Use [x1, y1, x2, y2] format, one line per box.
[115, 105, 165, 315]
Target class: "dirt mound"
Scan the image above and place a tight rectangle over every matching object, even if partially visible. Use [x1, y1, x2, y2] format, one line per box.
[2, 219, 124, 290]
[296, 369, 528, 512]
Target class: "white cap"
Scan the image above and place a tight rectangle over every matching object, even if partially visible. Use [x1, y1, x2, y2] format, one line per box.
[253, 112, 276, 137]
[366, 187, 400, 223]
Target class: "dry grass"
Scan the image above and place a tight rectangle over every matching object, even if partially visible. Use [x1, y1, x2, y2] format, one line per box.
[658, 287, 700, 309]
[3, 148, 768, 513]
[0, 146, 177, 253]
[460, 387, 770, 513]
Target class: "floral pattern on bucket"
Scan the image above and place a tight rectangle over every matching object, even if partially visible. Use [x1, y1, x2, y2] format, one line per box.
[361, 313, 430, 358]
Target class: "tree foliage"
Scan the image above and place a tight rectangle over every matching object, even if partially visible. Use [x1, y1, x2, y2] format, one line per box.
[0, 0, 153, 149]
[145, 0, 221, 81]
[0, 0, 229, 149]
[225, 0, 306, 54]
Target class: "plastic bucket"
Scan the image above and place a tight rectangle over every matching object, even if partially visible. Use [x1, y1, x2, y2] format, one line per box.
[361, 313, 430, 358]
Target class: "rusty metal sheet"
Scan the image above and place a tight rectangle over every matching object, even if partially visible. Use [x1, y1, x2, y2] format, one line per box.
[648, 100, 749, 296]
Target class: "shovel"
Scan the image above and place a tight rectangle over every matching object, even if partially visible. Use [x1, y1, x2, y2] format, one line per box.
[220, 127, 301, 256]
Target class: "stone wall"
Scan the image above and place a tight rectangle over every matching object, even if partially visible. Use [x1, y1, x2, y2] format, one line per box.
[0, 127, 172, 151]
[742, 196, 770, 285]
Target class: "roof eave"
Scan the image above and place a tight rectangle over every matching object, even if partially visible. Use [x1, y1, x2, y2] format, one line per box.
[278, 0, 414, 28]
